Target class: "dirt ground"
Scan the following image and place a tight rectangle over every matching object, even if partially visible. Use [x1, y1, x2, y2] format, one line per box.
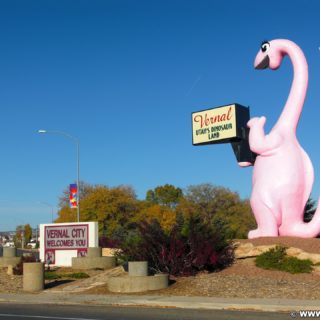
[237, 236, 320, 254]
[1, 237, 320, 299]
[0, 267, 101, 294]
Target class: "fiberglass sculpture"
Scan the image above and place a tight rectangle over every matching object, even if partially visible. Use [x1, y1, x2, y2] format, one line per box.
[241, 39, 320, 238]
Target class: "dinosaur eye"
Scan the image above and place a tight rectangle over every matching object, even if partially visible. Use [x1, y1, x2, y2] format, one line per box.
[261, 41, 270, 53]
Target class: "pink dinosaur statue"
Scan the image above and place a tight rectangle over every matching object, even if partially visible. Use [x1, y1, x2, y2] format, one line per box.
[243, 39, 320, 239]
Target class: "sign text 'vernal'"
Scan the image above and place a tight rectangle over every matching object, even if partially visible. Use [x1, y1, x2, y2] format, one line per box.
[192, 104, 237, 145]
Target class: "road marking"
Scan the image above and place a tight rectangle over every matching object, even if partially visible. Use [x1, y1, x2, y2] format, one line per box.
[0, 314, 100, 320]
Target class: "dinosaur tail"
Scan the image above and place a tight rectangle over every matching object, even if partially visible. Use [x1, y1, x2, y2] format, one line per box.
[280, 199, 320, 238]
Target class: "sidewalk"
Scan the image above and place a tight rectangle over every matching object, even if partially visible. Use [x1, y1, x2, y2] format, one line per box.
[0, 292, 320, 313]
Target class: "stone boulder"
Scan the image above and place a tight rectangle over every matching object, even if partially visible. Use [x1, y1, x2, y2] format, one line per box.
[235, 242, 320, 264]
[286, 247, 320, 264]
[234, 242, 277, 259]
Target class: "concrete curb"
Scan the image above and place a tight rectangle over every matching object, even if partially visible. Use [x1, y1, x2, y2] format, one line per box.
[0, 293, 320, 312]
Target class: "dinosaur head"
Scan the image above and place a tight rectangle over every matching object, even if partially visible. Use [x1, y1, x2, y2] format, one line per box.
[254, 40, 284, 70]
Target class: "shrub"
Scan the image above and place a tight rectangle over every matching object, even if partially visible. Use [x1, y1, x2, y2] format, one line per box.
[13, 254, 37, 275]
[117, 216, 234, 277]
[44, 271, 89, 280]
[255, 246, 313, 274]
[99, 236, 120, 248]
[44, 271, 61, 280]
[66, 272, 90, 279]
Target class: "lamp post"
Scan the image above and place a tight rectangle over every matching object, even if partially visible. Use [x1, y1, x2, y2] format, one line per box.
[38, 129, 80, 222]
[37, 201, 54, 223]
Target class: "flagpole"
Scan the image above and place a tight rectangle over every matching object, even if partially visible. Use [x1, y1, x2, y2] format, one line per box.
[76, 139, 80, 222]
[38, 129, 80, 222]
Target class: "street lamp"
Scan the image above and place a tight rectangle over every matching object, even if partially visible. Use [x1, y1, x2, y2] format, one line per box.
[38, 129, 80, 222]
[37, 201, 54, 223]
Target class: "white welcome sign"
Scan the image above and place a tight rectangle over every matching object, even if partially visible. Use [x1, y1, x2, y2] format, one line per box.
[39, 221, 98, 266]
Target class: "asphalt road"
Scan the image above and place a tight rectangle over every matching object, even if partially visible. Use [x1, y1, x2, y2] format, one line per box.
[0, 303, 287, 320]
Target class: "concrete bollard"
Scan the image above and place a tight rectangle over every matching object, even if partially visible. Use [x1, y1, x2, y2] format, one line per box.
[72, 256, 116, 270]
[128, 261, 148, 276]
[0, 247, 20, 268]
[23, 262, 44, 292]
[87, 247, 102, 258]
[149, 273, 169, 290]
[3, 247, 17, 258]
[108, 273, 169, 293]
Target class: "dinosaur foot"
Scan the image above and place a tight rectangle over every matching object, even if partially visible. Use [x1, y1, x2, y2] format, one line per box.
[238, 162, 253, 167]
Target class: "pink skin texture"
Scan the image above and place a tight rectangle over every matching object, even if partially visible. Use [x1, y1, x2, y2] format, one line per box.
[245, 39, 320, 238]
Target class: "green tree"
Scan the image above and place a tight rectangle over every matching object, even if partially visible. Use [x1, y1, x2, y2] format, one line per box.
[24, 224, 32, 244]
[146, 184, 183, 208]
[177, 183, 255, 239]
[178, 184, 239, 222]
[13, 225, 24, 248]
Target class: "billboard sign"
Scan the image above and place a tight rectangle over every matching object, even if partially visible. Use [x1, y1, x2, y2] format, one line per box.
[40, 222, 98, 266]
[43, 224, 89, 264]
[192, 103, 256, 164]
[192, 104, 237, 145]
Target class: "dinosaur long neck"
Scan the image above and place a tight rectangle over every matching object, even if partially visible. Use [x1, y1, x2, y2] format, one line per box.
[273, 43, 308, 134]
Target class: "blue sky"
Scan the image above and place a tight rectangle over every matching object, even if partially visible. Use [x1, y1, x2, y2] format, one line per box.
[1, 0, 320, 230]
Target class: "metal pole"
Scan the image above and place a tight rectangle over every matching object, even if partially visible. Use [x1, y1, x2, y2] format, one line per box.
[38, 130, 80, 222]
[76, 139, 80, 222]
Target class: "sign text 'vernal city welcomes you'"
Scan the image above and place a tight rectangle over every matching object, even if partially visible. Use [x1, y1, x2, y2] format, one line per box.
[45, 224, 88, 249]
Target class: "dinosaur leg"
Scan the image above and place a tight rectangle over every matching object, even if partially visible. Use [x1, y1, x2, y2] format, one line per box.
[278, 196, 306, 237]
[248, 195, 279, 239]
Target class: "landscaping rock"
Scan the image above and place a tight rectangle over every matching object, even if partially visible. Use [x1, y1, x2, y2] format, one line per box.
[235, 242, 320, 264]
[286, 247, 320, 264]
[235, 243, 277, 258]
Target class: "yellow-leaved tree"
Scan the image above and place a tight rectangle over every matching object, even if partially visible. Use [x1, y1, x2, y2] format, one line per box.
[135, 204, 176, 233]
[55, 183, 140, 238]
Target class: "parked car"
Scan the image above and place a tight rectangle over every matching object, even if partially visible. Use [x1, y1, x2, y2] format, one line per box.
[27, 240, 37, 249]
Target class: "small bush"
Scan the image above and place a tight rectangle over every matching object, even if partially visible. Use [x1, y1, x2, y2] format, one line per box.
[13, 255, 37, 275]
[66, 272, 89, 279]
[99, 236, 120, 248]
[44, 271, 61, 280]
[282, 257, 313, 274]
[255, 246, 313, 274]
[44, 271, 89, 280]
[117, 216, 234, 277]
